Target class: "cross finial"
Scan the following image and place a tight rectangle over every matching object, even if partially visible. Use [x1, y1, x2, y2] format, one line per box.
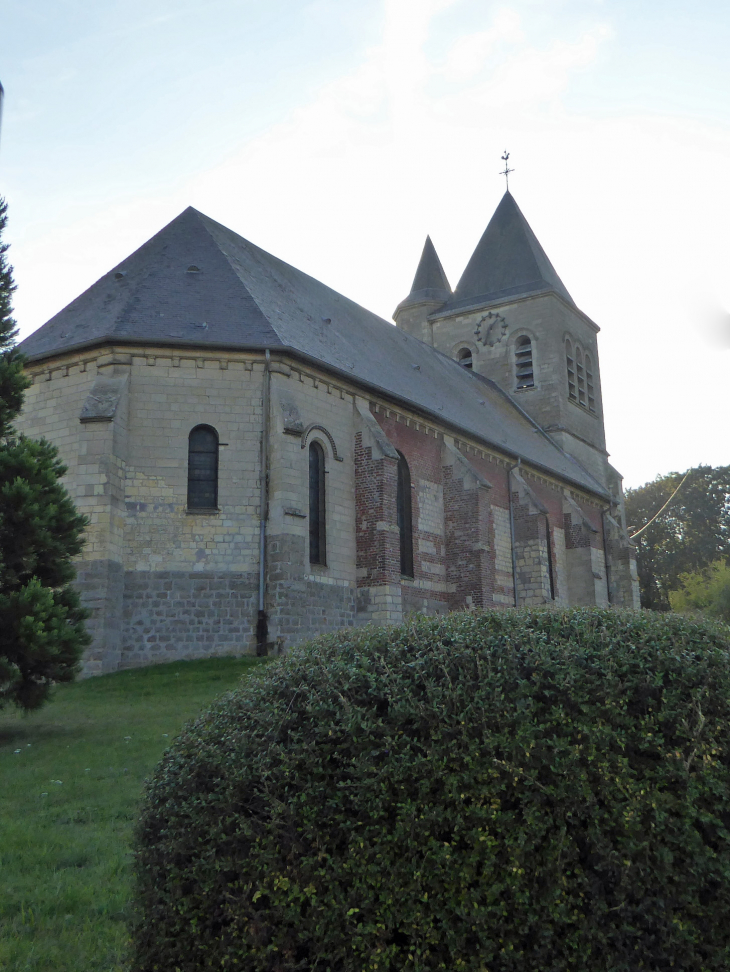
[500, 150, 514, 191]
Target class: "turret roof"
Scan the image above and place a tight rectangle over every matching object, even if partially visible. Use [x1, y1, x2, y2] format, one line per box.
[19, 206, 604, 496]
[410, 235, 451, 299]
[439, 191, 574, 314]
[393, 235, 451, 316]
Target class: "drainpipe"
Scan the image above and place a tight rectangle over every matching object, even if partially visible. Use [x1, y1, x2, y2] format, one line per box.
[507, 460, 520, 607]
[256, 350, 271, 655]
[601, 505, 613, 606]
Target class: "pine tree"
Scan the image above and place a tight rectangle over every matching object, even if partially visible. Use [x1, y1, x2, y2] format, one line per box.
[0, 198, 89, 710]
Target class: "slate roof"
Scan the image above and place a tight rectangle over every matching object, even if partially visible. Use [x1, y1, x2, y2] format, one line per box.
[394, 235, 451, 313]
[437, 191, 575, 315]
[19, 206, 605, 496]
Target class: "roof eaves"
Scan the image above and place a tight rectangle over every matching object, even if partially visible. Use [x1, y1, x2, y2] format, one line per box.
[19, 332, 286, 366]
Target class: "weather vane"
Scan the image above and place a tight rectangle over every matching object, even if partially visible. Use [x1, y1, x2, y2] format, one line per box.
[500, 150, 514, 190]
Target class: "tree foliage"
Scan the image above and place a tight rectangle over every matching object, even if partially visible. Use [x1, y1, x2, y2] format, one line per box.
[0, 197, 89, 711]
[669, 560, 730, 623]
[134, 609, 730, 972]
[625, 465, 730, 610]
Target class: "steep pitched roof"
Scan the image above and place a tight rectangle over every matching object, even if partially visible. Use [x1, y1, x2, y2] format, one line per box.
[439, 191, 574, 314]
[19, 207, 604, 496]
[412, 236, 450, 293]
[397, 235, 452, 309]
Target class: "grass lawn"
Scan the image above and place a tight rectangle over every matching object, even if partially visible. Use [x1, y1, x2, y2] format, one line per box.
[0, 655, 268, 972]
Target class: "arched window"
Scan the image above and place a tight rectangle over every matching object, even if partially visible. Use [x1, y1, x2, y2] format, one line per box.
[309, 441, 326, 565]
[457, 347, 473, 369]
[187, 425, 219, 510]
[566, 339, 577, 401]
[575, 346, 587, 407]
[514, 336, 534, 389]
[396, 451, 414, 578]
[584, 352, 596, 413]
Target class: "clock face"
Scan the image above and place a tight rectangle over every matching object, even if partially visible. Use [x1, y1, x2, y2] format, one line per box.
[475, 311, 508, 348]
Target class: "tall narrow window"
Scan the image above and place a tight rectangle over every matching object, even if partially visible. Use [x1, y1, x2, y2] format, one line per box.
[566, 339, 577, 401]
[585, 352, 596, 413]
[575, 347, 587, 407]
[309, 441, 326, 565]
[187, 425, 219, 510]
[396, 451, 414, 578]
[457, 347, 473, 369]
[514, 336, 534, 389]
[544, 514, 555, 601]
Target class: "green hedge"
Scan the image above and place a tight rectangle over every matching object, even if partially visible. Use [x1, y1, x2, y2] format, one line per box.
[132, 609, 730, 971]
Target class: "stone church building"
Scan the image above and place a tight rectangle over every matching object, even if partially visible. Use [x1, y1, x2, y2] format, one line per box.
[17, 191, 640, 675]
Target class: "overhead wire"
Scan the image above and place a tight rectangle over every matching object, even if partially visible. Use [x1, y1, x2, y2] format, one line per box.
[629, 472, 690, 540]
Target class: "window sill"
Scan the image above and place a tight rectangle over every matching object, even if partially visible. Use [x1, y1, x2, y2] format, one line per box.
[185, 507, 220, 515]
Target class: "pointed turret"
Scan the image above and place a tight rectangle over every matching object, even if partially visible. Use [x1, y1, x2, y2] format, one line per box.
[441, 191, 574, 314]
[406, 236, 451, 303]
[393, 236, 451, 342]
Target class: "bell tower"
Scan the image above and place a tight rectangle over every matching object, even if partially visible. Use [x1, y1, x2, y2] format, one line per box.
[394, 192, 610, 490]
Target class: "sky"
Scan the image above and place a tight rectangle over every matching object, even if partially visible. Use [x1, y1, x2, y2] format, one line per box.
[1, 0, 729, 490]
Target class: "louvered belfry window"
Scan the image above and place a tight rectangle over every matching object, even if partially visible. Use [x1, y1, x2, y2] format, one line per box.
[566, 338, 596, 413]
[515, 336, 534, 389]
[575, 347, 587, 407]
[187, 425, 219, 510]
[585, 352, 596, 412]
[309, 441, 326, 565]
[566, 339, 577, 401]
[396, 451, 414, 578]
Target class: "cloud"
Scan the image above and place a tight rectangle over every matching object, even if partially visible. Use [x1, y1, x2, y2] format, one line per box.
[439, 9, 524, 83]
[10, 0, 730, 486]
[9, 2, 618, 342]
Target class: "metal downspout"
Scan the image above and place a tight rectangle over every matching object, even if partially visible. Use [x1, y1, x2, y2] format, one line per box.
[508, 460, 520, 607]
[256, 350, 271, 655]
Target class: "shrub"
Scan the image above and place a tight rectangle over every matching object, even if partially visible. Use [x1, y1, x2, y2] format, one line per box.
[133, 609, 730, 972]
[670, 560, 730, 623]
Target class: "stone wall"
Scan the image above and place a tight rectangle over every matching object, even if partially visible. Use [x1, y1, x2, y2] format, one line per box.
[120, 570, 258, 668]
[17, 343, 637, 674]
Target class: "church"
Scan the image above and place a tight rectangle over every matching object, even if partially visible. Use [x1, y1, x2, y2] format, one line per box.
[16, 191, 640, 675]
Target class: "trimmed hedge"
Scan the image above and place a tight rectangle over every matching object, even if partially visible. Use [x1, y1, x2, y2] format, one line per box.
[133, 609, 730, 971]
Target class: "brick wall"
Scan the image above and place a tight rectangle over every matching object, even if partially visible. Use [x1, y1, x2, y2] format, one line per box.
[374, 411, 450, 612]
[442, 465, 495, 610]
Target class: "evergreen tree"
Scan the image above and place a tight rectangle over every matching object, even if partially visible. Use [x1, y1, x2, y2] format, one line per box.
[0, 197, 89, 711]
